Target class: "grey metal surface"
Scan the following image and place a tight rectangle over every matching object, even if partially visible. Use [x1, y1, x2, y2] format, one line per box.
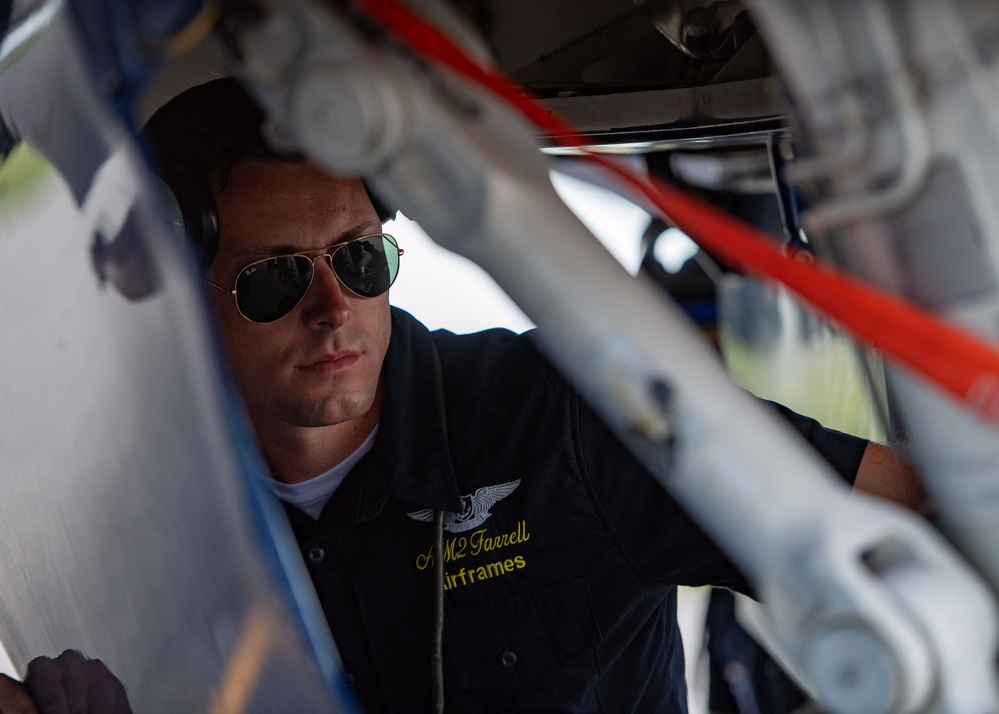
[445, 0, 784, 148]
[536, 77, 786, 139]
[748, 0, 999, 597]
[0, 148, 343, 714]
[0, 4, 349, 712]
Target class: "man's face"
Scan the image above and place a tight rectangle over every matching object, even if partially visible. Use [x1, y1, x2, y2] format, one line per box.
[206, 161, 391, 435]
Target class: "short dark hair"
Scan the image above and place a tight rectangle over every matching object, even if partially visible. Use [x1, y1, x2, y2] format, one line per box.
[142, 77, 394, 266]
[144, 77, 298, 195]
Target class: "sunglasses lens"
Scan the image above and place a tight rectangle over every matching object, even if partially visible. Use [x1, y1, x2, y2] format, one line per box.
[235, 255, 314, 323]
[332, 234, 401, 298]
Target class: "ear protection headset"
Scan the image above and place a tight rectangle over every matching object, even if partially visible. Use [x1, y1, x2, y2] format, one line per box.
[157, 164, 220, 268]
[158, 163, 397, 269]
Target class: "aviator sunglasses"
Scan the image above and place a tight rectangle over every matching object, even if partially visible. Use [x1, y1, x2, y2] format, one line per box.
[204, 233, 403, 323]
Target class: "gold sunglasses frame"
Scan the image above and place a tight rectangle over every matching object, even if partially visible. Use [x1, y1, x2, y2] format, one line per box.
[203, 232, 403, 323]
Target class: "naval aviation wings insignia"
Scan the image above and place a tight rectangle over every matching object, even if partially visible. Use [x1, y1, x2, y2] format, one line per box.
[407, 479, 521, 533]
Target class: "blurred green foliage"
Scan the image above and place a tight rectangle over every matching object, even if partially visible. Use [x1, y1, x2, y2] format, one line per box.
[722, 316, 888, 442]
[0, 142, 52, 208]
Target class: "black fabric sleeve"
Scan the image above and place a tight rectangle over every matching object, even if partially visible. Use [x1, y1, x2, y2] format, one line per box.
[576, 393, 870, 589]
[573, 391, 747, 589]
[766, 400, 869, 486]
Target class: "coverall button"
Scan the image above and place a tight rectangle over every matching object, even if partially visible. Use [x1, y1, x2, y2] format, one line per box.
[308, 547, 326, 564]
[499, 651, 518, 669]
[344, 673, 355, 687]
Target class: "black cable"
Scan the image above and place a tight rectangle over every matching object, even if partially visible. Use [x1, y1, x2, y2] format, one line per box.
[431, 345, 447, 713]
[432, 509, 445, 714]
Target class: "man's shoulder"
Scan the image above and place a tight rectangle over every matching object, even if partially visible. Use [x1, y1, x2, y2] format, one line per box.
[388, 307, 571, 403]
[429, 323, 526, 357]
[430, 325, 565, 390]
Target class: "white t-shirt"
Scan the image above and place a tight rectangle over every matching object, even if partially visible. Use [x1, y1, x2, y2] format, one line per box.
[261, 425, 379, 519]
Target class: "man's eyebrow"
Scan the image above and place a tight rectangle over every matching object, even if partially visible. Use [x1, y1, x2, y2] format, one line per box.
[230, 245, 299, 262]
[229, 221, 381, 262]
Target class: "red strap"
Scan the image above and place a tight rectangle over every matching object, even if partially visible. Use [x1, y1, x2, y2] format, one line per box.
[356, 0, 999, 422]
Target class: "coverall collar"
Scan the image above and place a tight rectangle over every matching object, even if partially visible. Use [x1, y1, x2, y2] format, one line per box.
[352, 307, 463, 520]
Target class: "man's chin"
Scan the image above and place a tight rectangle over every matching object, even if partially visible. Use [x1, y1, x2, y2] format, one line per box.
[302, 394, 378, 428]
[251, 378, 381, 430]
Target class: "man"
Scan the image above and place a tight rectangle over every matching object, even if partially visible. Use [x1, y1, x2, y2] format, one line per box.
[0, 78, 921, 713]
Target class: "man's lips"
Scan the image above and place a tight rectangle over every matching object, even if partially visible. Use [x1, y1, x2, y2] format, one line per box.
[299, 351, 361, 373]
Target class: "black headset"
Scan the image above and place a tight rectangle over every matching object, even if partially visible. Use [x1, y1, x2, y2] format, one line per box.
[157, 164, 220, 267]
[158, 163, 397, 269]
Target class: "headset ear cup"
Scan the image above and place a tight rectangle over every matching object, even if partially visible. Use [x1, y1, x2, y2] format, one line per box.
[159, 164, 220, 268]
[153, 175, 187, 244]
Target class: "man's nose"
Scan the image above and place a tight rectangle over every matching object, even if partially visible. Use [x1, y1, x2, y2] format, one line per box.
[302, 254, 350, 325]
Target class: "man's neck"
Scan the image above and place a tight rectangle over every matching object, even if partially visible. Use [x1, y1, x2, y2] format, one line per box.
[255, 407, 380, 484]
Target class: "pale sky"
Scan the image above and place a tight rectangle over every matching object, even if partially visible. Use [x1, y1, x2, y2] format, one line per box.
[387, 170, 680, 333]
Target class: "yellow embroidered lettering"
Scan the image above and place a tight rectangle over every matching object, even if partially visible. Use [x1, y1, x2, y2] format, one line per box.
[416, 521, 532, 588]
[469, 528, 486, 555]
[466, 521, 532, 558]
[443, 536, 468, 562]
[440, 556, 529, 591]
[415, 546, 434, 571]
